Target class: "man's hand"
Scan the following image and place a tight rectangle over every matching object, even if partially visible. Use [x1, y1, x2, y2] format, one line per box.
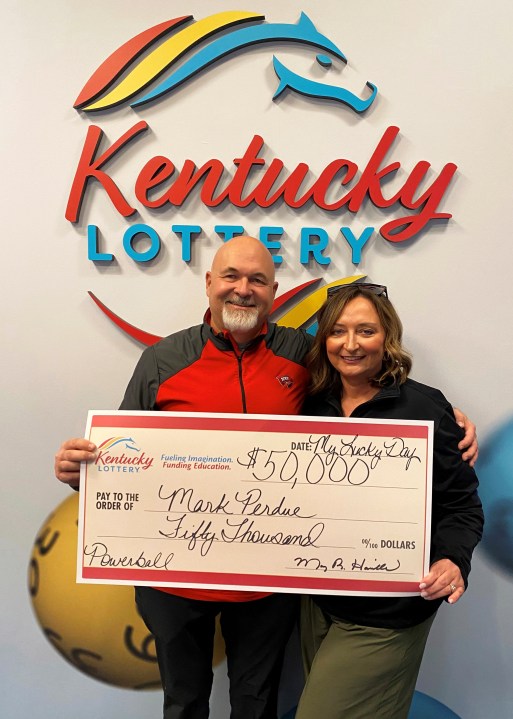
[453, 407, 478, 467]
[54, 438, 97, 489]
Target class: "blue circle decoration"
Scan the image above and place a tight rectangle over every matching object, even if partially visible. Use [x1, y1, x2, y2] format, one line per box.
[475, 417, 513, 576]
[408, 691, 460, 718]
[280, 691, 461, 719]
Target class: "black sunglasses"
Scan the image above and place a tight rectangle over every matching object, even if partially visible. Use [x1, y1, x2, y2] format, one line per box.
[327, 282, 388, 298]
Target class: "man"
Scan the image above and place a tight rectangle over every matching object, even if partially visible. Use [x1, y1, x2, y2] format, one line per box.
[55, 236, 477, 719]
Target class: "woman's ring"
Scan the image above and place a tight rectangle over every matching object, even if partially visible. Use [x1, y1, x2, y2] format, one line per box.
[449, 583, 457, 593]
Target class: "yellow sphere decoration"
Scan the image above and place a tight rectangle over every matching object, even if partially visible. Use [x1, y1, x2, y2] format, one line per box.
[28, 493, 226, 688]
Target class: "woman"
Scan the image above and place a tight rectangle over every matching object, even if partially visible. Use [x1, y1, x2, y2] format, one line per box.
[296, 283, 483, 719]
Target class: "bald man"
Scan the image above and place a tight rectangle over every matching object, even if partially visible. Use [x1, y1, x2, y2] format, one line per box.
[55, 237, 477, 719]
[56, 237, 312, 719]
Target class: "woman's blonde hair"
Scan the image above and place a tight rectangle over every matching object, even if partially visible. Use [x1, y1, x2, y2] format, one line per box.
[307, 285, 412, 396]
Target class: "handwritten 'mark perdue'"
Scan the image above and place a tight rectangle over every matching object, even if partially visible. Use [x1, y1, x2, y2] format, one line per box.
[158, 486, 315, 518]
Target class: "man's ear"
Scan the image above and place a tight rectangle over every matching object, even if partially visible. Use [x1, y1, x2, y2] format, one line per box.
[205, 271, 212, 295]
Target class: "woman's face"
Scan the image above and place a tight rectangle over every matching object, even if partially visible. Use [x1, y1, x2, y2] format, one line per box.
[326, 296, 386, 384]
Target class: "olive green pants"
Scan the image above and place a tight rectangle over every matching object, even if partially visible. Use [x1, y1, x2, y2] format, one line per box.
[296, 597, 435, 719]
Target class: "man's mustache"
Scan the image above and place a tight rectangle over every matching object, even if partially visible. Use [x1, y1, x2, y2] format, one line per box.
[226, 296, 256, 307]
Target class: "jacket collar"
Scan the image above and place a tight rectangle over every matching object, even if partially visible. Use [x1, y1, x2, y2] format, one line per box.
[202, 309, 271, 351]
[322, 380, 402, 415]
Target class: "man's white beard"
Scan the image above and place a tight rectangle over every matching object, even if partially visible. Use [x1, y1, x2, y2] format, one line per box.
[222, 305, 259, 333]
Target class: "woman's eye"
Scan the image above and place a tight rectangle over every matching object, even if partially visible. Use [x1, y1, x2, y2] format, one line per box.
[360, 328, 375, 336]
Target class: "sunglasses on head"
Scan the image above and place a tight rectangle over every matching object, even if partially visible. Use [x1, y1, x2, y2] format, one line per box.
[327, 282, 388, 299]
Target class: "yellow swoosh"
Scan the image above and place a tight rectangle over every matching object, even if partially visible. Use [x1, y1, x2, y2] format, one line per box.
[277, 275, 365, 328]
[84, 11, 262, 110]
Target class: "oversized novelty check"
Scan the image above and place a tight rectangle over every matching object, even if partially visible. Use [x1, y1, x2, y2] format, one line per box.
[77, 411, 433, 596]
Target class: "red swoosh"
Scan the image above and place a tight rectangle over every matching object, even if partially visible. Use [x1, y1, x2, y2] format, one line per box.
[74, 17, 192, 109]
[88, 291, 162, 345]
[269, 278, 320, 312]
[88, 279, 320, 347]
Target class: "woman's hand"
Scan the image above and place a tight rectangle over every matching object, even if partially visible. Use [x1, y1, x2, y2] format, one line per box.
[419, 559, 464, 604]
[453, 407, 478, 467]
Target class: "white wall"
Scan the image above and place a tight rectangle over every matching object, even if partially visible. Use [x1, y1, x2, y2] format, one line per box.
[2, 1, 512, 717]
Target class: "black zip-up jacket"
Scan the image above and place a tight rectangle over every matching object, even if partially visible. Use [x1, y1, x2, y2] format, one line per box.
[302, 378, 484, 628]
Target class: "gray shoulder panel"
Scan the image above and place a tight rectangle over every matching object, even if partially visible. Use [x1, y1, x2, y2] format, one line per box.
[119, 324, 207, 410]
[266, 324, 313, 366]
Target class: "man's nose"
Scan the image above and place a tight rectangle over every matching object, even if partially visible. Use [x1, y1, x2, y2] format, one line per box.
[234, 278, 251, 296]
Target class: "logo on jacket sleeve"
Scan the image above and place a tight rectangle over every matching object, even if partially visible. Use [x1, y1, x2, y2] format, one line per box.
[276, 375, 294, 388]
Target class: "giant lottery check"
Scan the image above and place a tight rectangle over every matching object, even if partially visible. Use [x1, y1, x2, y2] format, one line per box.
[77, 411, 433, 596]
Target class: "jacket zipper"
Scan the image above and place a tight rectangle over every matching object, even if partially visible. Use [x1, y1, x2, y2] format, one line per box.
[236, 350, 248, 413]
